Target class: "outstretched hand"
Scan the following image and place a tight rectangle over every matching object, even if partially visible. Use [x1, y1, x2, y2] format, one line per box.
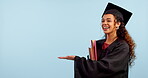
[58, 55, 76, 60]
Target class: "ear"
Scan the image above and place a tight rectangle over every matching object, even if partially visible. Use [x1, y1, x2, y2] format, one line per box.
[115, 22, 121, 29]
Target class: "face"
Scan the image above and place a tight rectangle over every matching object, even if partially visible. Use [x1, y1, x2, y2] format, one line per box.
[101, 14, 119, 34]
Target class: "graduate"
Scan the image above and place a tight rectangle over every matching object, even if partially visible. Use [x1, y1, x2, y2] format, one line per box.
[58, 2, 136, 78]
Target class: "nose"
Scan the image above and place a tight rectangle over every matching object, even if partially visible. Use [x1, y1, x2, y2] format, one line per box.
[101, 21, 107, 26]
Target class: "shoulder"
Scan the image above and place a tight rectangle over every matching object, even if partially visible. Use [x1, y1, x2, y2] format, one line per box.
[114, 38, 129, 50]
[108, 38, 129, 55]
[117, 39, 128, 46]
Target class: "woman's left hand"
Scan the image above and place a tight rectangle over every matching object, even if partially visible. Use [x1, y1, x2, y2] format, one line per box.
[58, 56, 76, 60]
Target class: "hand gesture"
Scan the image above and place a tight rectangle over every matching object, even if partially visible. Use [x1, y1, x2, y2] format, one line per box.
[58, 55, 76, 60]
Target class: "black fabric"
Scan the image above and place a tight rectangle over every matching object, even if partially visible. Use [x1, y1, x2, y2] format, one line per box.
[74, 38, 129, 78]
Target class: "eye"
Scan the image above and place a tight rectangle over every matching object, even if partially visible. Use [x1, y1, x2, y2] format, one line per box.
[101, 20, 105, 22]
[107, 20, 112, 22]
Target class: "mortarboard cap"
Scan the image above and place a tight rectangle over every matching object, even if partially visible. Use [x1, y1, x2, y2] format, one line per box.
[102, 2, 132, 26]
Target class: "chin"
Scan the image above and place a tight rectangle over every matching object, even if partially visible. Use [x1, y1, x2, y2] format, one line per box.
[103, 31, 110, 34]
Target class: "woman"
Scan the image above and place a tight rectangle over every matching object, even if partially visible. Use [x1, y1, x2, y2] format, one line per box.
[58, 3, 136, 78]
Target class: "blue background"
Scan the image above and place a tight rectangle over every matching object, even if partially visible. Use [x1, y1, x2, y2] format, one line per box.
[0, 0, 147, 78]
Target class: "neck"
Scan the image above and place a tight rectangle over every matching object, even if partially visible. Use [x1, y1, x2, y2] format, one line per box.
[105, 31, 118, 44]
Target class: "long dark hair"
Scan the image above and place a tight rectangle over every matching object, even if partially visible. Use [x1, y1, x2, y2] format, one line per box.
[104, 9, 136, 66]
[117, 21, 136, 66]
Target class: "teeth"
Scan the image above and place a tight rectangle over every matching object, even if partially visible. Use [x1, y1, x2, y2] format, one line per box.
[103, 27, 109, 29]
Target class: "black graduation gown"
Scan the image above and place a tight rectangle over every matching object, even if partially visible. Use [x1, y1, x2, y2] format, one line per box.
[74, 38, 129, 78]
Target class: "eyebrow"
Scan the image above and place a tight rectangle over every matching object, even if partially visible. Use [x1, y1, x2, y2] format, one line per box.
[102, 18, 112, 20]
[101, 18, 111, 20]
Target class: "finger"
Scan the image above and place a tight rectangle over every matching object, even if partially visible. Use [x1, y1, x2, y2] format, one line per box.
[58, 57, 68, 59]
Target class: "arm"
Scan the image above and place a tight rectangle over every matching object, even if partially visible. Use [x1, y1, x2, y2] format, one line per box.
[74, 42, 129, 78]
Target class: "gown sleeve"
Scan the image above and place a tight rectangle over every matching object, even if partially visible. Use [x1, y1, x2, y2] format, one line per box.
[74, 41, 129, 78]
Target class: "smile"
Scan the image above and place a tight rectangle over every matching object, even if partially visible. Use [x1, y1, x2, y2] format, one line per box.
[103, 26, 110, 29]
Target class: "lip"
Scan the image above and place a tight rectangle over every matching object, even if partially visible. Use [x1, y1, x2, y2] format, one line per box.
[102, 26, 110, 31]
[103, 28, 108, 31]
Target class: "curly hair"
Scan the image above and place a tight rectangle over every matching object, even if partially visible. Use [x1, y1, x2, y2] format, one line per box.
[117, 22, 136, 66]
[104, 9, 136, 66]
